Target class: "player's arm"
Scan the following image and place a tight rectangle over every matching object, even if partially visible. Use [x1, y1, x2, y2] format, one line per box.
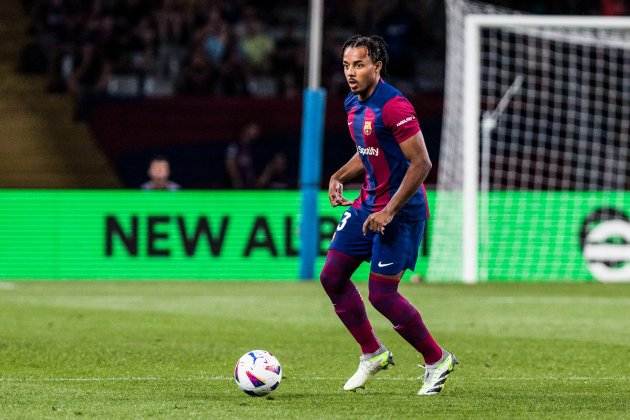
[362, 132, 431, 234]
[329, 152, 364, 207]
[384, 131, 431, 215]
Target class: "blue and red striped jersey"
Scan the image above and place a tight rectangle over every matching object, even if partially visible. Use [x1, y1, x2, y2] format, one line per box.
[344, 79, 429, 221]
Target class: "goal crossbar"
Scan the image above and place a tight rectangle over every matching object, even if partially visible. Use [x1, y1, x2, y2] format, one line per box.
[465, 14, 630, 28]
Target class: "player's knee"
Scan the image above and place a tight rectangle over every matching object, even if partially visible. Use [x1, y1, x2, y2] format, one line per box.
[368, 288, 393, 311]
[368, 273, 399, 311]
[319, 269, 338, 295]
[320, 263, 346, 296]
[367, 289, 380, 307]
[320, 250, 359, 296]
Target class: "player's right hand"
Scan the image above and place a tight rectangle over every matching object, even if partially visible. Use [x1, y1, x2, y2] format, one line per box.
[329, 177, 352, 207]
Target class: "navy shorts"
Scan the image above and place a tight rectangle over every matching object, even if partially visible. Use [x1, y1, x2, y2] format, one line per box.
[329, 206, 426, 276]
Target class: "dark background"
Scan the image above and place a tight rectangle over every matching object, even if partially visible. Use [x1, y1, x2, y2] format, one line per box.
[18, 0, 629, 188]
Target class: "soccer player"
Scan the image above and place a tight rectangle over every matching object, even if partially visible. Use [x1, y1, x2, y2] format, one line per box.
[320, 35, 457, 396]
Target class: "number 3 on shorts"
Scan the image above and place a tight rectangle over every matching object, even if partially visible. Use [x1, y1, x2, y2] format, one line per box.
[337, 210, 351, 231]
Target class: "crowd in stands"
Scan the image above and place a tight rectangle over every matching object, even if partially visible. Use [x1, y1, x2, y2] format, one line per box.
[18, 0, 628, 189]
[20, 0, 627, 102]
[20, 0, 449, 101]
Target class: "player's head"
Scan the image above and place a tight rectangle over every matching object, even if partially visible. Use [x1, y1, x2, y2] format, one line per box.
[148, 155, 171, 182]
[342, 35, 388, 97]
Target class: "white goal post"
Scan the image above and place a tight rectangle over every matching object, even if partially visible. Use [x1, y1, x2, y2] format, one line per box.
[428, 0, 630, 283]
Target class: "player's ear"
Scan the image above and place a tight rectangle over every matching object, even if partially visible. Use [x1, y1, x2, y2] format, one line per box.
[374, 60, 382, 75]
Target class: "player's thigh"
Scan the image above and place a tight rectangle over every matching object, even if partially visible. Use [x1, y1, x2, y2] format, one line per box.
[329, 207, 373, 261]
[371, 218, 426, 276]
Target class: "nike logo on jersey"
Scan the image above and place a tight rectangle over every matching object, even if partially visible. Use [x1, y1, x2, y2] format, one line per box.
[378, 261, 394, 267]
[348, 121, 353, 125]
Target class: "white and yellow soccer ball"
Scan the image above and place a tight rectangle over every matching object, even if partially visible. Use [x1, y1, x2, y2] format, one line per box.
[234, 350, 282, 396]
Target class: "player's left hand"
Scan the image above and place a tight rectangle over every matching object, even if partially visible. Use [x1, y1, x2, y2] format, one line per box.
[362, 209, 394, 235]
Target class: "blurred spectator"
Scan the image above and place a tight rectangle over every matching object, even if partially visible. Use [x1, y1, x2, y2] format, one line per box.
[66, 17, 116, 119]
[127, 16, 157, 76]
[225, 123, 292, 189]
[225, 122, 260, 188]
[141, 156, 181, 190]
[155, 0, 187, 46]
[238, 7, 275, 71]
[215, 29, 248, 96]
[256, 152, 290, 189]
[273, 21, 303, 98]
[176, 46, 216, 95]
[194, 6, 228, 64]
[238, 7, 276, 97]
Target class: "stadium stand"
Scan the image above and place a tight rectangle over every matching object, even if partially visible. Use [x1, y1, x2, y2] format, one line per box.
[12, 0, 625, 188]
[0, 0, 120, 188]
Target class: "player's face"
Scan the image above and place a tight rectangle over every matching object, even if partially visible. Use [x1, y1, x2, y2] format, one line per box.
[342, 47, 381, 97]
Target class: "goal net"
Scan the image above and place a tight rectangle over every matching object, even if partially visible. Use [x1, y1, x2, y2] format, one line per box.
[427, 0, 630, 282]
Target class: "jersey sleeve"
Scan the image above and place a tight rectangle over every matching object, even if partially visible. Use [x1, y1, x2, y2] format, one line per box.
[382, 96, 421, 144]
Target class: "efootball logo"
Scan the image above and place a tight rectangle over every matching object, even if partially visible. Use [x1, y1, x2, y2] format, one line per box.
[363, 120, 372, 135]
[579, 208, 630, 283]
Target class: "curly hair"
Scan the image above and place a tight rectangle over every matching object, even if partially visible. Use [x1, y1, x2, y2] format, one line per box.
[341, 35, 389, 75]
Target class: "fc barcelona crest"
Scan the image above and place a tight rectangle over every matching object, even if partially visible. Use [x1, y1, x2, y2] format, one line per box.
[363, 120, 372, 136]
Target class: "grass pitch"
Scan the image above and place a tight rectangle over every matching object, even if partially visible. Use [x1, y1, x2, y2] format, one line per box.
[1, 281, 629, 419]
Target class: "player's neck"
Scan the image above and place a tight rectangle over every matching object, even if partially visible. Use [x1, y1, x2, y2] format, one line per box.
[358, 77, 381, 102]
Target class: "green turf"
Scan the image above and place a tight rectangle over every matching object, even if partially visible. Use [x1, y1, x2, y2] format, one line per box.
[1, 281, 629, 419]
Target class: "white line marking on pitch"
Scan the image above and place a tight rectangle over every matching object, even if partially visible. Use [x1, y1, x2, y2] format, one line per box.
[482, 296, 630, 305]
[0, 376, 628, 382]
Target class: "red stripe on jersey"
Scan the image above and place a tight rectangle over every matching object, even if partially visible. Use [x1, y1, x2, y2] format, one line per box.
[347, 106, 358, 143]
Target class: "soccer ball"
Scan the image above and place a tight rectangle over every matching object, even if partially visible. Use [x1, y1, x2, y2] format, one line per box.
[234, 350, 282, 396]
